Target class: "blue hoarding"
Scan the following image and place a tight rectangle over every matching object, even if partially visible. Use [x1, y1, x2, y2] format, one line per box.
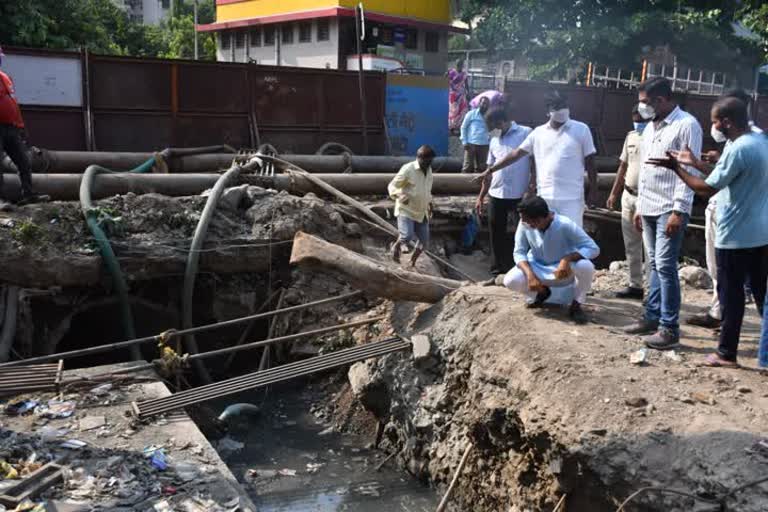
[385, 75, 449, 157]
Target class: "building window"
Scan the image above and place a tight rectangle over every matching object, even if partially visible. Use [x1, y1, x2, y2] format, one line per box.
[281, 24, 294, 45]
[264, 26, 275, 46]
[161, 0, 170, 8]
[425, 31, 439, 53]
[299, 22, 312, 43]
[405, 28, 418, 49]
[381, 27, 393, 44]
[220, 32, 231, 50]
[250, 28, 261, 47]
[317, 19, 330, 41]
[235, 31, 245, 49]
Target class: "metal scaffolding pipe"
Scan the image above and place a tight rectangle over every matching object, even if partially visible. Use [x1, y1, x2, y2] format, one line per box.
[0, 173, 619, 201]
[30, 150, 619, 175]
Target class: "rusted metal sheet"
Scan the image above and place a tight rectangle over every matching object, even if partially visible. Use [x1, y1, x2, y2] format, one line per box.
[21, 107, 86, 151]
[175, 114, 251, 148]
[178, 62, 249, 113]
[90, 57, 171, 111]
[93, 112, 173, 152]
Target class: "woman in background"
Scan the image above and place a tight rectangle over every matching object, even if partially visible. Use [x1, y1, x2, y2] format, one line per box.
[448, 59, 469, 133]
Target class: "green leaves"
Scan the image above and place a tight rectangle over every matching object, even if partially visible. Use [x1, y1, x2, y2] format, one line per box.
[0, 0, 215, 60]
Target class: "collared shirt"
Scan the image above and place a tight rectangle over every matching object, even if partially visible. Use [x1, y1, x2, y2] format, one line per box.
[518, 119, 596, 201]
[0, 71, 24, 129]
[487, 122, 533, 199]
[388, 160, 433, 223]
[620, 130, 642, 190]
[460, 108, 490, 146]
[513, 213, 600, 281]
[636, 106, 703, 216]
[705, 132, 768, 249]
[708, 122, 763, 208]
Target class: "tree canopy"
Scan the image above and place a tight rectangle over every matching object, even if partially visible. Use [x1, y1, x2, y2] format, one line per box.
[459, 1, 765, 80]
[0, 0, 216, 60]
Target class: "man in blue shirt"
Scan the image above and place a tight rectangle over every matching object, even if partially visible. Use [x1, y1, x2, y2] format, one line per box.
[476, 106, 533, 274]
[460, 96, 490, 173]
[648, 97, 768, 366]
[503, 196, 600, 324]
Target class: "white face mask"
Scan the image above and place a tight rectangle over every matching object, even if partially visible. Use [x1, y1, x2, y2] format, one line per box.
[711, 124, 728, 143]
[549, 108, 570, 123]
[637, 102, 655, 120]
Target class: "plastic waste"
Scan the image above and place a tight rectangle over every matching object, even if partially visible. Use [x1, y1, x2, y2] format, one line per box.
[0, 460, 18, 479]
[5, 400, 39, 416]
[90, 383, 113, 396]
[37, 400, 76, 419]
[150, 450, 167, 471]
[217, 403, 260, 422]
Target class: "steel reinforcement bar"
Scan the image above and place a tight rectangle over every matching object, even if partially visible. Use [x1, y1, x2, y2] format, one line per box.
[132, 337, 410, 418]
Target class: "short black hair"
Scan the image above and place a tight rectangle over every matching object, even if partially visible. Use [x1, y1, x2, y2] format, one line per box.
[723, 87, 750, 105]
[484, 106, 508, 127]
[517, 196, 550, 219]
[417, 145, 436, 158]
[638, 77, 672, 99]
[545, 90, 567, 110]
[712, 97, 749, 130]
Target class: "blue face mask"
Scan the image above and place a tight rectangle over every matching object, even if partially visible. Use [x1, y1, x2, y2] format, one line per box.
[633, 122, 647, 132]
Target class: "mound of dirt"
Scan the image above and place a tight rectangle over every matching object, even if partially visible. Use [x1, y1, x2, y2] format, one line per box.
[349, 285, 768, 511]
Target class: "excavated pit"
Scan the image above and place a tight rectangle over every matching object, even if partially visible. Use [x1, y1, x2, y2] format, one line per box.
[346, 285, 768, 511]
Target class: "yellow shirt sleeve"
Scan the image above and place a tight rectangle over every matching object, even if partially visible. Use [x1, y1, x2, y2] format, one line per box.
[388, 167, 412, 200]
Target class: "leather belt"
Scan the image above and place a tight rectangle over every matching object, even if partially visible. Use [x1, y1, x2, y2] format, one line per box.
[624, 185, 638, 196]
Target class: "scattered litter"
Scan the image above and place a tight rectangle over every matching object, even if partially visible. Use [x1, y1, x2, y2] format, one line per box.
[37, 400, 76, 419]
[277, 469, 297, 477]
[318, 426, 335, 436]
[663, 350, 682, 363]
[0, 460, 18, 479]
[247, 469, 278, 479]
[78, 416, 106, 431]
[173, 462, 199, 482]
[153, 500, 173, 512]
[306, 462, 325, 474]
[90, 383, 113, 396]
[216, 437, 244, 455]
[150, 450, 167, 471]
[5, 401, 39, 416]
[60, 440, 87, 450]
[38, 426, 70, 440]
[629, 349, 648, 365]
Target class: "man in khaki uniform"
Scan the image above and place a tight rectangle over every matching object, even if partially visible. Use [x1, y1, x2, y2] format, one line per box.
[607, 105, 646, 300]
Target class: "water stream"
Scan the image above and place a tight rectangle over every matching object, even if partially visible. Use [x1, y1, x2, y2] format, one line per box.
[210, 381, 437, 512]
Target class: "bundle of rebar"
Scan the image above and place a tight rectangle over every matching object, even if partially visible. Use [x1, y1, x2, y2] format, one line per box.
[0, 361, 63, 396]
[132, 337, 410, 419]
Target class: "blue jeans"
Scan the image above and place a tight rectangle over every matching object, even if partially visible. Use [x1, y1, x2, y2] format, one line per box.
[760, 291, 768, 368]
[642, 212, 689, 332]
[397, 216, 429, 247]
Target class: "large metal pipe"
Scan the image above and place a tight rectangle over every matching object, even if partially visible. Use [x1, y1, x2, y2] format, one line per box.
[29, 150, 620, 175]
[0, 172, 617, 201]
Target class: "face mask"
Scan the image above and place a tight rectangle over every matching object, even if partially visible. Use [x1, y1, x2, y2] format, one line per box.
[637, 102, 655, 120]
[711, 124, 727, 143]
[549, 108, 570, 124]
[633, 122, 647, 132]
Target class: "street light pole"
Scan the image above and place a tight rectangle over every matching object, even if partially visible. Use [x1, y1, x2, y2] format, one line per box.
[193, 0, 199, 60]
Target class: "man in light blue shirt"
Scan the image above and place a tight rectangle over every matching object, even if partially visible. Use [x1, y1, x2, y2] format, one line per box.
[503, 196, 600, 324]
[648, 96, 768, 367]
[475, 106, 533, 274]
[460, 96, 490, 173]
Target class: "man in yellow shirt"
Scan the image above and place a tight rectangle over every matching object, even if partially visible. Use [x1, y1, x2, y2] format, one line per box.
[388, 145, 435, 267]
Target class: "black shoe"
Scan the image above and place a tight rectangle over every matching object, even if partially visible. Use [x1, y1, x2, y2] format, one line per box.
[569, 301, 588, 324]
[685, 313, 721, 329]
[526, 287, 551, 308]
[17, 192, 50, 205]
[615, 286, 644, 300]
[623, 319, 659, 335]
[644, 328, 680, 350]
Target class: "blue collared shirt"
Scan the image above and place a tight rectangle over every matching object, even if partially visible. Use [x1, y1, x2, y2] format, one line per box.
[514, 214, 600, 281]
[460, 108, 490, 145]
[487, 122, 532, 199]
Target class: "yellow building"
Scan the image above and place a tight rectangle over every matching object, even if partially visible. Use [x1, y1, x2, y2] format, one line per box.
[197, 0, 465, 72]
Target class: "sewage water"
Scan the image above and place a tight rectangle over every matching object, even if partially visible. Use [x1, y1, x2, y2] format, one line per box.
[211, 381, 437, 512]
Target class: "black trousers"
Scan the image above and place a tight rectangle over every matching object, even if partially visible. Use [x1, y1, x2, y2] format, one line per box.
[0, 124, 33, 197]
[488, 196, 520, 273]
[716, 245, 768, 361]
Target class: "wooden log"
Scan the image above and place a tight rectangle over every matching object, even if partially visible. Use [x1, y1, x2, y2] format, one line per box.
[289, 231, 464, 303]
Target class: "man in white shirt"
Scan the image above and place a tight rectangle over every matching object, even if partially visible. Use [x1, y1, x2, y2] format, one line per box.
[623, 77, 703, 350]
[686, 88, 764, 329]
[475, 106, 533, 274]
[475, 91, 597, 227]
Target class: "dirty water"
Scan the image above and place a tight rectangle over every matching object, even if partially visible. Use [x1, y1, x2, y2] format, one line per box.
[209, 381, 438, 512]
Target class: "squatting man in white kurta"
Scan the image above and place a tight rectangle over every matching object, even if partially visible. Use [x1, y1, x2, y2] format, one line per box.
[503, 196, 601, 324]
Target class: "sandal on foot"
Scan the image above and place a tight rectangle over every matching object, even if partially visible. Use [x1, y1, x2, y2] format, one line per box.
[700, 353, 739, 368]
